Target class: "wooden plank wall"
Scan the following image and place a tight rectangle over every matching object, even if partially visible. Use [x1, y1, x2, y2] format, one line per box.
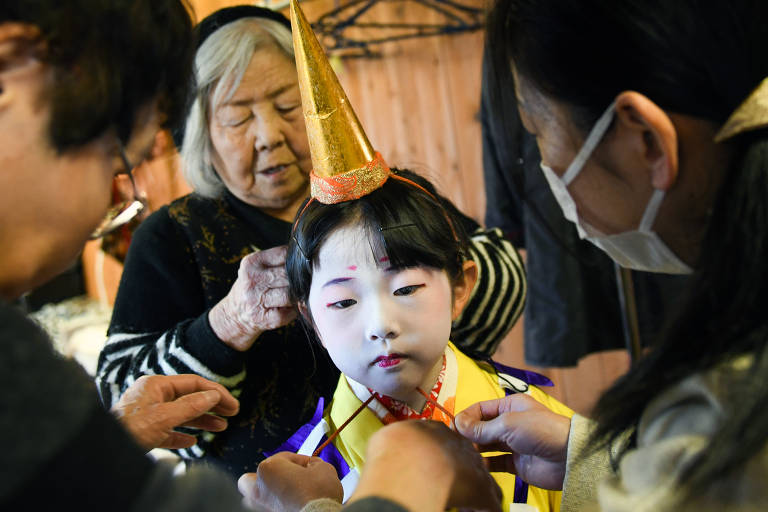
[187, 0, 630, 416]
[193, 0, 487, 221]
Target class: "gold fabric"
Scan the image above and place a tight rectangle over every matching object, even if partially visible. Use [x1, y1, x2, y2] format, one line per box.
[715, 77, 768, 142]
[290, 0, 388, 204]
[309, 152, 391, 204]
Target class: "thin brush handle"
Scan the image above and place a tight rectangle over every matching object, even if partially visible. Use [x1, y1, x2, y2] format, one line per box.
[313, 394, 375, 457]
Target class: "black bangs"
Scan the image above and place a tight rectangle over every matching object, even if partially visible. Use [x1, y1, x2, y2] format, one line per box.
[287, 169, 468, 306]
[358, 176, 465, 278]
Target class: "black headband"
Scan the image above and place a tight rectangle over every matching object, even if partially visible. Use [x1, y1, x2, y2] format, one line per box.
[172, 5, 292, 148]
[195, 5, 291, 50]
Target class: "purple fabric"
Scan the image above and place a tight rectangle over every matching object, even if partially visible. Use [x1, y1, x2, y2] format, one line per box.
[495, 362, 532, 504]
[513, 475, 529, 504]
[490, 360, 554, 387]
[313, 434, 351, 479]
[263, 397, 351, 479]
[263, 398, 325, 456]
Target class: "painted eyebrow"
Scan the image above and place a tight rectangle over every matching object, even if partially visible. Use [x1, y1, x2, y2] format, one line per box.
[322, 277, 354, 288]
[222, 84, 297, 106]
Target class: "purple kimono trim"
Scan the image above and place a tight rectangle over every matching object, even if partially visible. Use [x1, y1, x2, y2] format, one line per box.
[264, 397, 351, 480]
[312, 434, 351, 479]
[513, 475, 529, 504]
[493, 359, 539, 503]
[490, 360, 554, 387]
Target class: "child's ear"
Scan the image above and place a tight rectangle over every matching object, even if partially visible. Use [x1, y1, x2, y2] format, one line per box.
[451, 260, 478, 320]
[297, 301, 326, 348]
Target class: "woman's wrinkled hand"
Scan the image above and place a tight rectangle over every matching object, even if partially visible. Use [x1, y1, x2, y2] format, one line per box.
[455, 393, 571, 491]
[209, 245, 297, 351]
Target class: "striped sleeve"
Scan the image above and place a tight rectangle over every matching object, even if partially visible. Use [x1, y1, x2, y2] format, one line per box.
[450, 227, 526, 357]
[95, 316, 247, 460]
[93, 205, 252, 460]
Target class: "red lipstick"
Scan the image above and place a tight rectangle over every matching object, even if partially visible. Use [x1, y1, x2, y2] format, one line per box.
[373, 354, 404, 368]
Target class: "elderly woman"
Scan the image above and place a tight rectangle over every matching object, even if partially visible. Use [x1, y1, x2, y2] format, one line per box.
[96, 5, 525, 479]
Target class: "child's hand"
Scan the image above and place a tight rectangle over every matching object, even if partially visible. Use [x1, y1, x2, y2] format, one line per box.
[238, 452, 343, 511]
[455, 394, 571, 491]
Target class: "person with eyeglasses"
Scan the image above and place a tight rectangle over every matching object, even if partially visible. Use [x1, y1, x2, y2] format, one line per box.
[0, 1, 247, 510]
[88, 143, 147, 240]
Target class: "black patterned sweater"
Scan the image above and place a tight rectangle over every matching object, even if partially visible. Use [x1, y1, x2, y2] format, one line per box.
[96, 191, 525, 480]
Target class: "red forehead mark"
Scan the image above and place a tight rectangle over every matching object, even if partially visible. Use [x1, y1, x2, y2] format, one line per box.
[379, 257, 389, 263]
[347, 265, 357, 270]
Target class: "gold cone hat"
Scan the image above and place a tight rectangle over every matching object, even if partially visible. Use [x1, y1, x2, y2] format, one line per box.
[290, 0, 390, 204]
[715, 77, 768, 143]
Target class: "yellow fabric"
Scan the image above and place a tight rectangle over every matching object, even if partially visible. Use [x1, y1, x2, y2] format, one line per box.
[324, 342, 574, 511]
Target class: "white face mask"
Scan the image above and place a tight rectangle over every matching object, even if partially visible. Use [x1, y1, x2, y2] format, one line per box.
[540, 101, 693, 275]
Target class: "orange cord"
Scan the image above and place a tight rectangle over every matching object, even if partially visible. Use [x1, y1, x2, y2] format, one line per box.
[416, 387, 455, 428]
[389, 174, 459, 242]
[292, 197, 315, 233]
[312, 387, 456, 458]
[313, 394, 375, 457]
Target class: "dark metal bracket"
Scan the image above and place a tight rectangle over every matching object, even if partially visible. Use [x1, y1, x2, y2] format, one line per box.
[304, 0, 484, 58]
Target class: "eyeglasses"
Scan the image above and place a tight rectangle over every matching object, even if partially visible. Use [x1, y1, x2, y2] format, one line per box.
[89, 143, 146, 239]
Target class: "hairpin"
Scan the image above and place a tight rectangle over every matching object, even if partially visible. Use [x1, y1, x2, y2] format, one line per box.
[379, 223, 417, 232]
[293, 234, 310, 261]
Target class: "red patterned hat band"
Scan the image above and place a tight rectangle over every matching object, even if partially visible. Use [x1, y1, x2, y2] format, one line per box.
[292, 168, 459, 248]
[310, 152, 391, 204]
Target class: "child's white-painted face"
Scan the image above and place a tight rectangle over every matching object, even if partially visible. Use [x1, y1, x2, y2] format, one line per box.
[306, 223, 453, 403]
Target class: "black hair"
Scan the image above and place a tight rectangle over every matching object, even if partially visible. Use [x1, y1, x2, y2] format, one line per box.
[487, 0, 768, 491]
[287, 168, 469, 326]
[1, 0, 194, 151]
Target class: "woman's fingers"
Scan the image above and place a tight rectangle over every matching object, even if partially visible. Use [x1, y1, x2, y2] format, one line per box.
[247, 245, 288, 268]
[261, 286, 292, 308]
[456, 394, 548, 445]
[454, 394, 571, 490]
[157, 431, 199, 450]
[181, 413, 229, 432]
[162, 374, 240, 416]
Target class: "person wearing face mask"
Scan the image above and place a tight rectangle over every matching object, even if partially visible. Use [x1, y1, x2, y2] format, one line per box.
[537, 101, 692, 275]
[481, 42, 690, 370]
[461, 1, 768, 509]
[243, 1, 768, 511]
[0, 1, 248, 510]
[96, 4, 526, 481]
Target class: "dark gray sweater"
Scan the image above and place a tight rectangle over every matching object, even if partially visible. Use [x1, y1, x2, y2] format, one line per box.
[0, 299, 246, 511]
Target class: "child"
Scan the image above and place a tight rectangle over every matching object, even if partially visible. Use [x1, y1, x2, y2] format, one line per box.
[277, 167, 572, 512]
[270, 2, 573, 510]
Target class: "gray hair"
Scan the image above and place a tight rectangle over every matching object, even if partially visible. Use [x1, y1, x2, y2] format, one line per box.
[181, 17, 295, 197]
